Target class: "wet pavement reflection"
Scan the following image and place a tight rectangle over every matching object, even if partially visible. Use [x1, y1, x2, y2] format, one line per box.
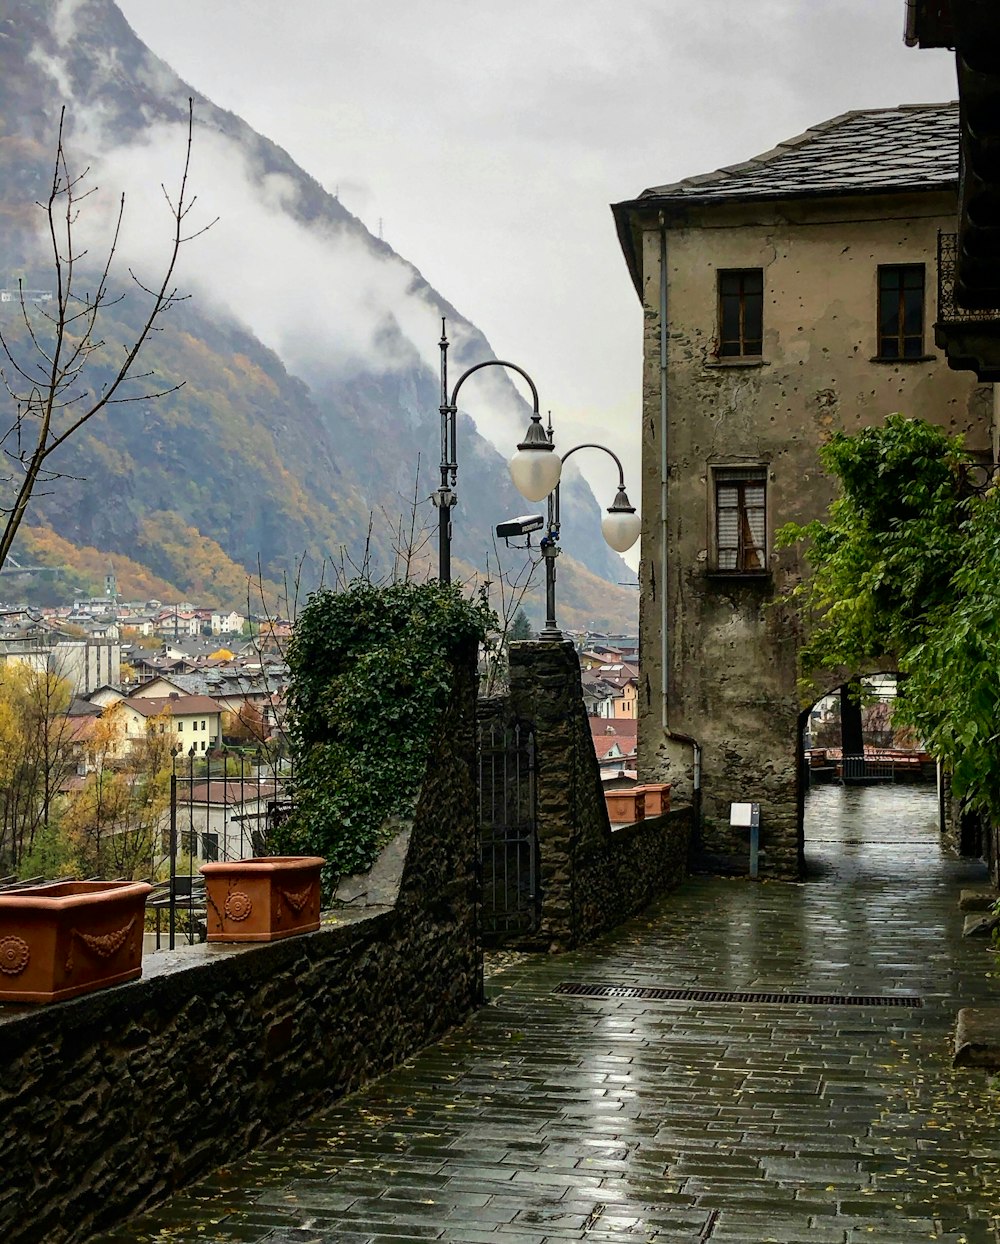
[97, 783, 1000, 1244]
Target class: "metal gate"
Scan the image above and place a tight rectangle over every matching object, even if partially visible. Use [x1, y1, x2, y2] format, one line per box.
[841, 754, 896, 783]
[477, 718, 539, 940]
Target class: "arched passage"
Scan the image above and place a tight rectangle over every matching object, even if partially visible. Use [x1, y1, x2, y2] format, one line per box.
[795, 673, 945, 874]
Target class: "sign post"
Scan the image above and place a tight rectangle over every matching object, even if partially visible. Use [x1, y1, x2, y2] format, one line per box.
[730, 802, 762, 879]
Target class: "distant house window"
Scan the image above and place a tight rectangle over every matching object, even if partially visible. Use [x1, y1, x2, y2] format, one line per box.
[714, 467, 767, 571]
[200, 720, 206, 730]
[177, 722, 183, 731]
[718, 269, 763, 357]
[878, 265, 925, 359]
[202, 833, 218, 862]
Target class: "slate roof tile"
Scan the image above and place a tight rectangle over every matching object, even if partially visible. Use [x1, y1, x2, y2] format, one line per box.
[636, 103, 959, 205]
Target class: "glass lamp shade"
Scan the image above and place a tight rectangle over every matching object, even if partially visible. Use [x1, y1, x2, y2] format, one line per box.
[601, 489, 641, 553]
[509, 444, 562, 502]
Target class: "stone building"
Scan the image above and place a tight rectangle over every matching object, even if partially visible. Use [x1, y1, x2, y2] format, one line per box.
[612, 103, 992, 876]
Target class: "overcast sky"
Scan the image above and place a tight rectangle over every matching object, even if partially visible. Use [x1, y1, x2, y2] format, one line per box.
[115, 0, 957, 531]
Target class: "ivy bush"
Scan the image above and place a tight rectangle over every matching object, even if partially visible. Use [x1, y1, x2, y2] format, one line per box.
[778, 415, 968, 676]
[778, 414, 1000, 818]
[272, 580, 495, 886]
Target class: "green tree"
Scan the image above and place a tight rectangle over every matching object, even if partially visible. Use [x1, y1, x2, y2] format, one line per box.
[778, 413, 1000, 816]
[0, 663, 76, 873]
[62, 704, 173, 879]
[509, 609, 533, 642]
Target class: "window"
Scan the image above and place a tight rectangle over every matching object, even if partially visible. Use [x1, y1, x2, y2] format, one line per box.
[877, 265, 925, 359]
[200, 720, 206, 730]
[714, 467, 767, 572]
[718, 269, 763, 357]
[201, 832, 219, 862]
[177, 721, 183, 731]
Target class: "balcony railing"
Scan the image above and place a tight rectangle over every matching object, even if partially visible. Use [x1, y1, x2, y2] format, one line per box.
[938, 232, 1000, 325]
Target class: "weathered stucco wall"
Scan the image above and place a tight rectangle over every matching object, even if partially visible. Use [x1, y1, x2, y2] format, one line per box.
[633, 191, 991, 875]
[506, 640, 691, 949]
[0, 649, 479, 1244]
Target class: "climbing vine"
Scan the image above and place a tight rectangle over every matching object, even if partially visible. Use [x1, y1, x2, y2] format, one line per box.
[778, 414, 1000, 818]
[272, 580, 496, 886]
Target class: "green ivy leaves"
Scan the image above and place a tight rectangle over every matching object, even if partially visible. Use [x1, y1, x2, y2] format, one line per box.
[273, 580, 496, 886]
[779, 414, 1000, 818]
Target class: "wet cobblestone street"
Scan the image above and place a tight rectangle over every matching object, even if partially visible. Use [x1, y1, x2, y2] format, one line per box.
[97, 786, 1000, 1243]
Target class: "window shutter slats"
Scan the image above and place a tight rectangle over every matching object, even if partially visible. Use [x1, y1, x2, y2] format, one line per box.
[714, 468, 767, 573]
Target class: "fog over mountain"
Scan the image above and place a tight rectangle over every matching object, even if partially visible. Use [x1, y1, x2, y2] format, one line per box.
[0, 0, 636, 629]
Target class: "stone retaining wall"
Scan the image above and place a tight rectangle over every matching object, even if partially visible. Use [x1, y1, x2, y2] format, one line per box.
[0, 651, 479, 1244]
[505, 640, 691, 950]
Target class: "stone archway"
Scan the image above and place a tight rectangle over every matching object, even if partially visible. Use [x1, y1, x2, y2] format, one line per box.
[795, 672, 942, 870]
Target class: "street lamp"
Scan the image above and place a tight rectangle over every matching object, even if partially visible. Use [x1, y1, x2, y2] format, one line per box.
[508, 417, 640, 640]
[435, 319, 553, 583]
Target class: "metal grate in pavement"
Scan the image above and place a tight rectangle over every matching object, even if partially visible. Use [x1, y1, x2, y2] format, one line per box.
[555, 981, 922, 1008]
[809, 838, 934, 845]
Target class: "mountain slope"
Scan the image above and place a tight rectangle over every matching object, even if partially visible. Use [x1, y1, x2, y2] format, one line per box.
[0, 0, 636, 631]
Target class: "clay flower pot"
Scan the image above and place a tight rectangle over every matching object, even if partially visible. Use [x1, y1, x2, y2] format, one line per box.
[0, 880, 152, 1004]
[200, 856, 325, 943]
[637, 782, 672, 816]
[604, 788, 646, 825]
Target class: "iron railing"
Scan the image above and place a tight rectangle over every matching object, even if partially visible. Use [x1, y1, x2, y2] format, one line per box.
[938, 232, 1000, 325]
[162, 750, 293, 948]
[840, 754, 897, 783]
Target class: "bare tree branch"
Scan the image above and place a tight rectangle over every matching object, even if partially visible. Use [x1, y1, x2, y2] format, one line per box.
[0, 98, 211, 570]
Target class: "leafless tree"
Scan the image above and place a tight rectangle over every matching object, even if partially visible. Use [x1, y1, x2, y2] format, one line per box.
[477, 535, 538, 696]
[0, 99, 213, 570]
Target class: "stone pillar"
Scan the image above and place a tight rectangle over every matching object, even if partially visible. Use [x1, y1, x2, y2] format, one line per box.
[508, 639, 610, 950]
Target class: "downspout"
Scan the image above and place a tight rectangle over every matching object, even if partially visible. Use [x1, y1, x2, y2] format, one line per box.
[903, 0, 919, 47]
[657, 213, 702, 835]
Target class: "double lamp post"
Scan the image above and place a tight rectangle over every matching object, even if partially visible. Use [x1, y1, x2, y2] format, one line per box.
[434, 320, 640, 638]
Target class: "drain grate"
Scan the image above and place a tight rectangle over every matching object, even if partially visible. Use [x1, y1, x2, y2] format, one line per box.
[555, 981, 922, 1008]
[809, 838, 932, 846]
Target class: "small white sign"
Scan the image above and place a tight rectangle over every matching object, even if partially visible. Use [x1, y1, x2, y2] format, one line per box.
[730, 802, 756, 827]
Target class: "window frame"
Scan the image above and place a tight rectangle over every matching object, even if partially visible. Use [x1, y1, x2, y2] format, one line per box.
[716, 268, 764, 359]
[708, 464, 770, 576]
[876, 263, 926, 361]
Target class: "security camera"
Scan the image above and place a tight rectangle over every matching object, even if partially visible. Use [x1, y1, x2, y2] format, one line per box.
[496, 514, 545, 540]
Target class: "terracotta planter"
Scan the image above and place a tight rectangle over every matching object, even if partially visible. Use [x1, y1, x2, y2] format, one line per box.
[200, 856, 325, 943]
[637, 782, 671, 816]
[0, 880, 152, 1004]
[604, 788, 645, 825]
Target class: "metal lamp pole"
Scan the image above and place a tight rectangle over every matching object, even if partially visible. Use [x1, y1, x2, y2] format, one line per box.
[509, 421, 640, 640]
[538, 443, 639, 640]
[435, 319, 543, 584]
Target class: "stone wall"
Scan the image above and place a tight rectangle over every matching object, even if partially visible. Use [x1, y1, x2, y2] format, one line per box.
[506, 640, 691, 950]
[0, 649, 480, 1244]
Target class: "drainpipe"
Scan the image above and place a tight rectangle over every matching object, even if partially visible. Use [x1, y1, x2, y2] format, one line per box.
[657, 213, 702, 834]
[903, 0, 919, 47]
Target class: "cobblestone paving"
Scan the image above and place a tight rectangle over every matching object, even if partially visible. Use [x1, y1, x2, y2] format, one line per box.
[97, 786, 1000, 1243]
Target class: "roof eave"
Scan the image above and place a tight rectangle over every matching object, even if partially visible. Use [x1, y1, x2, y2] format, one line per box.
[611, 199, 644, 299]
[613, 179, 958, 297]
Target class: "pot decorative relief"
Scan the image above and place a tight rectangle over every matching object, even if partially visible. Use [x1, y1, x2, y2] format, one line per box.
[0, 880, 152, 1004]
[604, 788, 646, 825]
[200, 856, 325, 943]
